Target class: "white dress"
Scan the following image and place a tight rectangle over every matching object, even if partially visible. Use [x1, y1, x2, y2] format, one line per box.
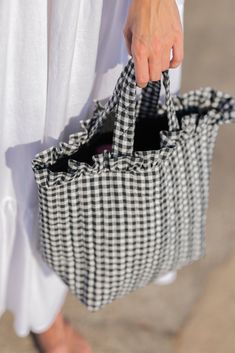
[0, 0, 184, 336]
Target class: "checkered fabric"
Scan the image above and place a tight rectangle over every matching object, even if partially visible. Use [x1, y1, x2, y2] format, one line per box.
[32, 58, 235, 311]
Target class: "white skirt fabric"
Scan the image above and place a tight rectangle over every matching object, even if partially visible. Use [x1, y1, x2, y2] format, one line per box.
[0, 0, 184, 336]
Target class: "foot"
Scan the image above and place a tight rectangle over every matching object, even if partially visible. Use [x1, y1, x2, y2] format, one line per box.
[31, 313, 68, 353]
[31, 313, 92, 353]
[64, 319, 92, 353]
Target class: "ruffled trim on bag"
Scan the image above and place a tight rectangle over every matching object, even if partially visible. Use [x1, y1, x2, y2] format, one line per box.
[32, 87, 235, 189]
[171, 87, 235, 125]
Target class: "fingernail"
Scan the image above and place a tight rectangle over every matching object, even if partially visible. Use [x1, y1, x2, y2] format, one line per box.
[137, 82, 147, 88]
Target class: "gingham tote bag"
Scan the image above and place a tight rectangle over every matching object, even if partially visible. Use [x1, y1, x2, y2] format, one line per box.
[32, 59, 235, 310]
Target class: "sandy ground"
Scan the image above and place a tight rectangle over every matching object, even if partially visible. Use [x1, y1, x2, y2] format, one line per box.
[0, 0, 235, 352]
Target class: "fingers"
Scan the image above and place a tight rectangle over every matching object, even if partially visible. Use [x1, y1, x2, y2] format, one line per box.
[124, 27, 150, 87]
[123, 32, 183, 85]
[161, 47, 172, 72]
[131, 39, 150, 87]
[133, 54, 149, 88]
[135, 41, 183, 86]
[123, 0, 184, 86]
[148, 39, 162, 81]
[149, 55, 161, 82]
[170, 37, 184, 69]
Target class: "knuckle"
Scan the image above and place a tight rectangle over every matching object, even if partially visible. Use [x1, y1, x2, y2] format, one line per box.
[133, 49, 145, 59]
[180, 51, 184, 62]
[136, 73, 148, 85]
[132, 41, 147, 59]
[151, 38, 162, 54]
[152, 44, 162, 56]
[172, 49, 184, 65]
[135, 72, 149, 87]
[175, 53, 184, 64]
[171, 60, 180, 68]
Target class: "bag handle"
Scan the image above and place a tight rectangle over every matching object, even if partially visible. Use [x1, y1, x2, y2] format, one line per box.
[87, 58, 179, 156]
[137, 80, 161, 118]
[111, 58, 179, 156]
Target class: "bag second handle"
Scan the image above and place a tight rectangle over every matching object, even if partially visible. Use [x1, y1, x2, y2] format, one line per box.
[88, 58, 180, 157]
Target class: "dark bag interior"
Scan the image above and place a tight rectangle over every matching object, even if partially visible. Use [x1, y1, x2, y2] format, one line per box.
[48, 112, 170, 172]
[48, 105, 204, 173]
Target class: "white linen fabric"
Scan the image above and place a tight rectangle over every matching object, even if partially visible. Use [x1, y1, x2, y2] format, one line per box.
[0, 0, 184, 336]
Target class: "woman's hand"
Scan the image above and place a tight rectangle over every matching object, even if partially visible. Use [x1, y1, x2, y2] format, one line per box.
[123, 0, 184, 87]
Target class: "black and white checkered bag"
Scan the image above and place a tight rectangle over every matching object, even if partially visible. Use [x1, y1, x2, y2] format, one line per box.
[32, 59, 235, 310]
